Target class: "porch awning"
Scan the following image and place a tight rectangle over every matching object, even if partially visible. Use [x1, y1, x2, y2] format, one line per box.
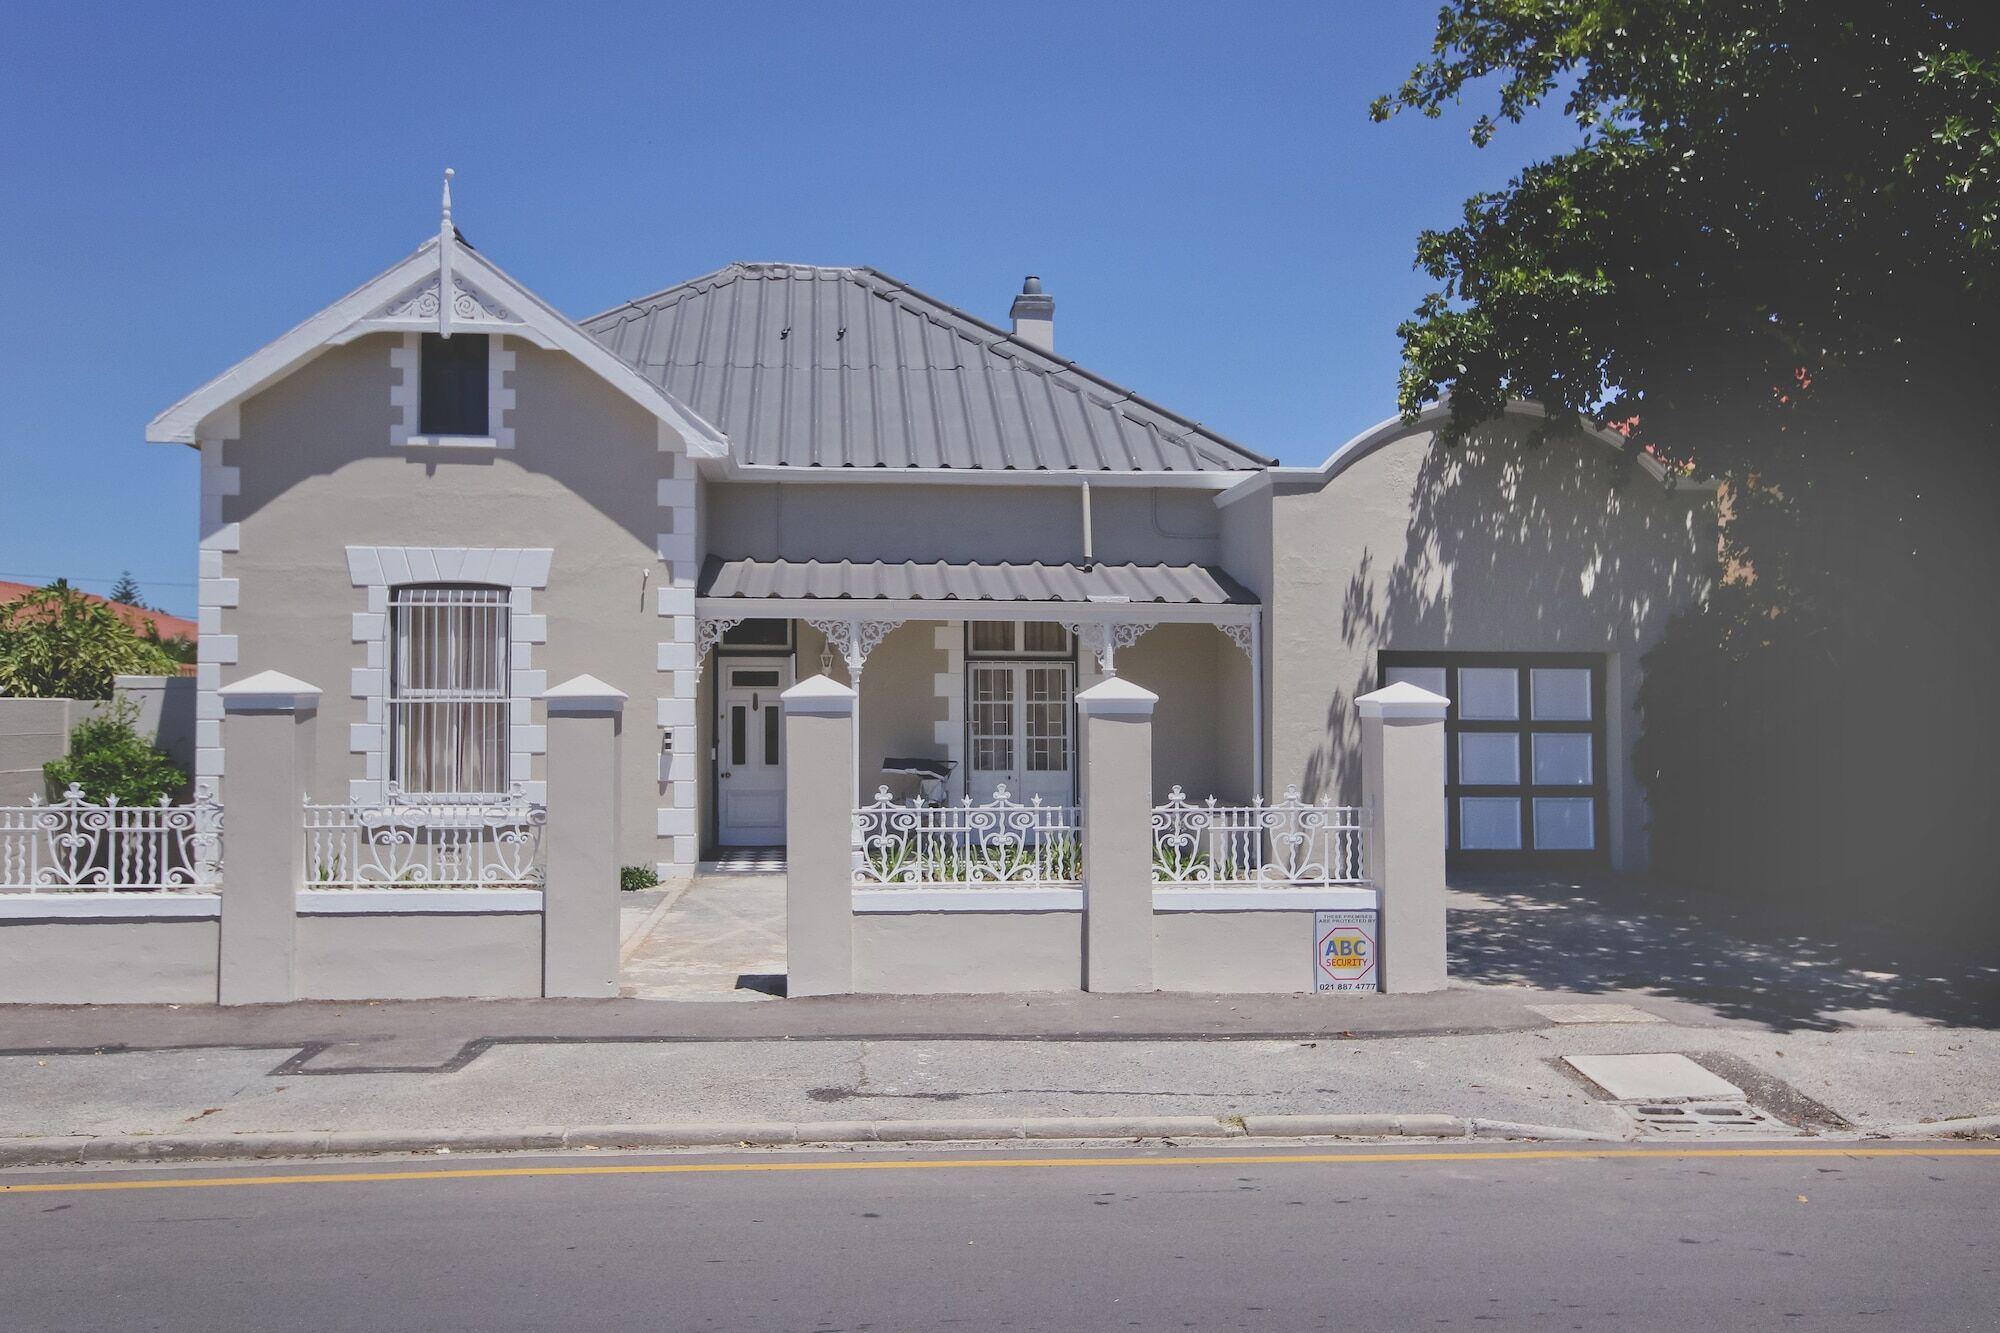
[696, 558, 1257, 607]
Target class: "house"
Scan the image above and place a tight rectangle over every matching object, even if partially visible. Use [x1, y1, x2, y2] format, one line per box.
[147, 182, 1717, 883]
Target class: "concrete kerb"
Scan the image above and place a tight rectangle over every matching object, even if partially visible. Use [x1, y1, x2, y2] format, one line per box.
[0, 1114, 1623, 1168]
[1873, 1114, 2000, 1140]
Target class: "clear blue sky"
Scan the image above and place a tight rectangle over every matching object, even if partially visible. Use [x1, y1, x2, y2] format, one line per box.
[0, 2, 1576, 617]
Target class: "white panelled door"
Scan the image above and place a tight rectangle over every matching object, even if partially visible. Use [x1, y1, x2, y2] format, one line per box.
[716, 659, 792, 846]
[968, 662, 1073, 806]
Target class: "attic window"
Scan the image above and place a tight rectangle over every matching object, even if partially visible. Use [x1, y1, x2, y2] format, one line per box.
[419, 333, 490, 437]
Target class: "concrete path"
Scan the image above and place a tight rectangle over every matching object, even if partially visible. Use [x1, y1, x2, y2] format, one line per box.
[620, 872, 785, 1001]
[6, 1145, 1997, 1331]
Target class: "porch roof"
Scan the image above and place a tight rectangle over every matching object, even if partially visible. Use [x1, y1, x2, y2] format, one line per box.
[697, 558, 1257, 609]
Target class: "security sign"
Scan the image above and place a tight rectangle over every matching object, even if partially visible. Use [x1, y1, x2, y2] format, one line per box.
[1314, 910, 1378, 993]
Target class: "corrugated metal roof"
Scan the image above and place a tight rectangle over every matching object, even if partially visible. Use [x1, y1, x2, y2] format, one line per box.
[583, 264, 1273, 473]
[698, 558, 1257, 606]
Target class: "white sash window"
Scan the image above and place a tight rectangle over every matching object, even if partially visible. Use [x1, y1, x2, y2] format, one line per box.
[388, 585, 511, 798]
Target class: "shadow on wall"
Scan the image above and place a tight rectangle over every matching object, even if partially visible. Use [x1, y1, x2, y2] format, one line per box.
[1295, 420, 1709, 807]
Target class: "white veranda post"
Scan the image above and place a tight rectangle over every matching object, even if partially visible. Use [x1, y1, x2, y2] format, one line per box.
[806, 617, 903, 801]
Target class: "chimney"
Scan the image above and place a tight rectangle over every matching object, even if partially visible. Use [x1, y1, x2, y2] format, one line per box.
[1009, 275, 1055, 352]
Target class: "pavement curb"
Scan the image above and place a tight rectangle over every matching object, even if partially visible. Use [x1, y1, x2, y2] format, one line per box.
[1874, 1114, 2000, 1140]
[0, 1113, 1620, 1168]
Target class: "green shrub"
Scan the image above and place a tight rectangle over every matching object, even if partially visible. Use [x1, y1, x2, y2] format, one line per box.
[620, 864, 661, 892]
[44, 699, 187, 805]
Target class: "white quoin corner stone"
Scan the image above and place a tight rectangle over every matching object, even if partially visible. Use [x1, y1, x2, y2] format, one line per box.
[543, 674, 629, 715]
[1355, 681, 1451, 720]
[782, 674, 857, 716]
[1076, 676, 1158, 717]
[217, 671, 321, 712]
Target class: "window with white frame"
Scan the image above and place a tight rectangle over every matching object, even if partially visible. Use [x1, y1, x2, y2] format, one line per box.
[388, 585, 511, 798]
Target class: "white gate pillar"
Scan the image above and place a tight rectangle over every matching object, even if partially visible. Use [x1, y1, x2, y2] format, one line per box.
[1357, 681, 1451, 994]
[216, 671, 320, 1005]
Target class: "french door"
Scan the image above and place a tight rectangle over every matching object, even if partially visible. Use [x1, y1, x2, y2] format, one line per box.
[967, 662, 1074, 807]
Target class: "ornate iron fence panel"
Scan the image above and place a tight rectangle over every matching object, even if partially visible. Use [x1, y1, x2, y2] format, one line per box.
[854, 786, 1080, 888]
[1151, 785, 1365, 887]
[0, 785, 222, 892]
[303, 783, 545, 888]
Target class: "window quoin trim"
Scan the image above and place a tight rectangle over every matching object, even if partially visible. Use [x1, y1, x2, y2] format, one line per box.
[391, 331, 516, 449]
[344, 546, 551, 806]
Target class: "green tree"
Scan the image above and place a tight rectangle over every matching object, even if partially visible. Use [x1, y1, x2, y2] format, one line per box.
[1375, 3, 2000, 915]
[0, 582, 179, 700]
[43, 699, 187, 805]
[108, 570, 144, 607]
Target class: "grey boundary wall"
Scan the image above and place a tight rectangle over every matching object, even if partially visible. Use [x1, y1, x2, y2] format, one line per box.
[0, 676, 194, 804]
[785, 674, 1451, 996]
[0, 673, 624, 1005]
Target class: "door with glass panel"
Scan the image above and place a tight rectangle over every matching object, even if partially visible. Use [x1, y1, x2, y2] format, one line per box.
[1381, 653, 1607, 861]
[716, 660, 792, 846]
[968, 663, 1074, 807]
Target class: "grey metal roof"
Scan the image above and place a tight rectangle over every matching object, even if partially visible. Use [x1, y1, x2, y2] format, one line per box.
[698, 558, 1257, 606]
[583, 264, 1273, 473]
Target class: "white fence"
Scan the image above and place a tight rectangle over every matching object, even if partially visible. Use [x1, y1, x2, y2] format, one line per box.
[0, 785, 222, 892]
[1151, 786, 1365, 887]
[303, 784, 545, 888]
[854, 786, 1080, 888]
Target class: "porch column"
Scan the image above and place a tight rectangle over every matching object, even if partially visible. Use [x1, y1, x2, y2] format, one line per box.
[543, 674, 627, 998]
[805, 618, 903, 802]
[216, 671, 320, 1006]
[783, 675, 856, 997]
[1356, 681, 1451, 994]
[1078, 676, 1158, 993]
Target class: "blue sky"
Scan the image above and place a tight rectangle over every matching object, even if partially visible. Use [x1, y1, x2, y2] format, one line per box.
[0, 2, 1577, 617]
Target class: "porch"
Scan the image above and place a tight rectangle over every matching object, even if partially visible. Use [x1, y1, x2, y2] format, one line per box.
[694, 557, 1264, 853]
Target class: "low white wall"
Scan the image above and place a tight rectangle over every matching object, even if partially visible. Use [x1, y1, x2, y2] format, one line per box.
[0, 907, 220, 1004]
[1153, 910, 1320, 994]
[294, 912, 544, 1000]
[851, 911, 1082, 994]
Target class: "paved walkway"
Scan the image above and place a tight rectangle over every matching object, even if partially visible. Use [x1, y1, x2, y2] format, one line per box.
[620, 872, 785, 1001]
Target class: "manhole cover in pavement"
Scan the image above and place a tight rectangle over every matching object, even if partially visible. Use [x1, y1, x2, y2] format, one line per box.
[1529, 1003, 1666, 1025]
[1622, 1101, 1794, 1137]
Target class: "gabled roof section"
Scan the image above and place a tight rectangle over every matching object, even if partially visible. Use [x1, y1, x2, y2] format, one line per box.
[146, 237, 727, 452]
[582, 263, 1274, 473]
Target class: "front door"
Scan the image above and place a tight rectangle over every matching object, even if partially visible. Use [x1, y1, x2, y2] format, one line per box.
[968, 662, 1074, 806]
[716, 659, 791, 846]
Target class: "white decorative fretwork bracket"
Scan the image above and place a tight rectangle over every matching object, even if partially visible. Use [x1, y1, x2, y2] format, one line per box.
[1062, 620, 1157, 675]
[806, 618, 906, 685]
[693, 617, 745, 679]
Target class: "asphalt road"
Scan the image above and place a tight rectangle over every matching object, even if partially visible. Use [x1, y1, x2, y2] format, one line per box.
[2, 1143, 1994, 1331]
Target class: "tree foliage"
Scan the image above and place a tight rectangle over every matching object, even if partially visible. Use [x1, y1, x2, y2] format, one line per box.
[1377, 3, 2000, 912]
[108, 571, 144, 607]
[0, 582, 179, 700]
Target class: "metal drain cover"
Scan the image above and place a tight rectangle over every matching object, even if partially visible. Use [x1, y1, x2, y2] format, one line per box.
[1624, 1101, 1792, 1136]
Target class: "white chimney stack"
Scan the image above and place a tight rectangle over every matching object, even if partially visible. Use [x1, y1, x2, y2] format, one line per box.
[1009, 275, 1055, 352]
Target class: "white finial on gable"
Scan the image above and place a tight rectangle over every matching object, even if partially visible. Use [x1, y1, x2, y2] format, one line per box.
[438, 168, 457, 338]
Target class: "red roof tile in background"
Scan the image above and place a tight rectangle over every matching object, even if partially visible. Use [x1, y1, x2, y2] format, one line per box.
[0, 581, 199, 642]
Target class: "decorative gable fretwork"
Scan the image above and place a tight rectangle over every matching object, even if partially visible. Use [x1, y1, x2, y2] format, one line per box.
[374, 274, 520, 329]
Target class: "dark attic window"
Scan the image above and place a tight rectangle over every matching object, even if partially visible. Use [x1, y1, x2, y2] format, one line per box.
[419, 333, 490, 437]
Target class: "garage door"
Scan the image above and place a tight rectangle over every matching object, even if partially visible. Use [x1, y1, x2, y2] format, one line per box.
[1380, 653, 1608, 862]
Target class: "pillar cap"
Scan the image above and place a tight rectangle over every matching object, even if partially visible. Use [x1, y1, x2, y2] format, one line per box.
[782, 674, 857, 716]
[218, 670, 321, 713]
[1356, 681, 1450, 720]
[1076, 676, 1158, 717]
[544, 673, 629, 715]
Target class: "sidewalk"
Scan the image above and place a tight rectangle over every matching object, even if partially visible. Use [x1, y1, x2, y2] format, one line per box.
[4, 869, 1995, 1163]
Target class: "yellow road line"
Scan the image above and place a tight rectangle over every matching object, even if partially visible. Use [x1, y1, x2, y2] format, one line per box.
[1, 1145, 1995, 1196]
